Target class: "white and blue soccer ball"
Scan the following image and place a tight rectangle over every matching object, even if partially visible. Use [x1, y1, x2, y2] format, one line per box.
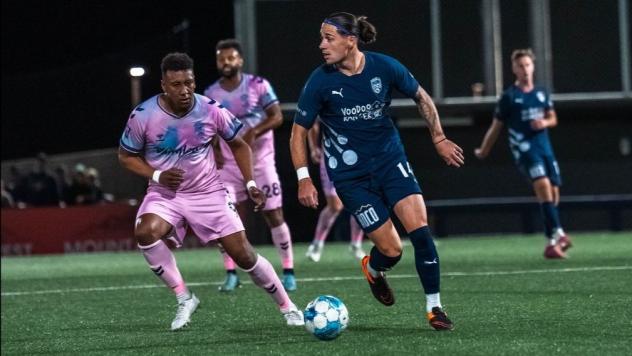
[304, 295, 349, 340]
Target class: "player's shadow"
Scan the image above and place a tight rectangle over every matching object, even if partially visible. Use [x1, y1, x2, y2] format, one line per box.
[350, 325, 432, 335]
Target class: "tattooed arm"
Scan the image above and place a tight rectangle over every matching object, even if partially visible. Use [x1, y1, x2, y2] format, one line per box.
[414, 86, 465, 167]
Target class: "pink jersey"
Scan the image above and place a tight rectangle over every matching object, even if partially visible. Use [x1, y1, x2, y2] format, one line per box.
[204, 73, 279, 171]
[120, 93, 243, 193]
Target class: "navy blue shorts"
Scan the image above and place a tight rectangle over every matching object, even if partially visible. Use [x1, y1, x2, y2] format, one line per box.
[516, 152, 562, 186]
[333, 157, 422, 233]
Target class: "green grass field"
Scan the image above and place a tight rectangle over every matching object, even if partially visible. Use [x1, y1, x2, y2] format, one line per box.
[2, 232, 631, 355]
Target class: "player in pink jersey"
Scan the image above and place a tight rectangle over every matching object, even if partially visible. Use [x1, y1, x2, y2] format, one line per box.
[204, 39, 297, 292]
[305, 120, 366, 262]
[118, 53, 303, 331]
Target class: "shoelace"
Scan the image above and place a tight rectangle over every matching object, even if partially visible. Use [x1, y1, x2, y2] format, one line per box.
[175, 300, 192, 318]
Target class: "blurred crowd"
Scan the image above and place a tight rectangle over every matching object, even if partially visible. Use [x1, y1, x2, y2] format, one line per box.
[1, 153, 112, 209]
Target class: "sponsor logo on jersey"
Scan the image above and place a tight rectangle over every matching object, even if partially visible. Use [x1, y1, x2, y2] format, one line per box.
[332, 88, 344, 98]
[354, 204, 379, 228]
[340, 101, 385, 122]
[521, 107, 545, 122]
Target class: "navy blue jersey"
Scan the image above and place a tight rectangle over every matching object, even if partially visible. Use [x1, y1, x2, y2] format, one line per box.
[495, 84, 555, 160]
[294, 51, 420, 181]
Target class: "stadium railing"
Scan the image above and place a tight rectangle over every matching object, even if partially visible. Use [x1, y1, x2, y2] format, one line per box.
[427, 194, 632, 237]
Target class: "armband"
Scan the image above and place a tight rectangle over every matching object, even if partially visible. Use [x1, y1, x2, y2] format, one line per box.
[296, 167, 310, 181]
[152, 170, 162, 183]
[246, 180, 257, 190]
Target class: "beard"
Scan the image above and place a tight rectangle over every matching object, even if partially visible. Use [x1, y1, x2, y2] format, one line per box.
[218, 66, 239, 79]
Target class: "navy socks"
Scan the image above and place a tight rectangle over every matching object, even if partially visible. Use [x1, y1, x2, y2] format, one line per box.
[409, 226, 440, 294]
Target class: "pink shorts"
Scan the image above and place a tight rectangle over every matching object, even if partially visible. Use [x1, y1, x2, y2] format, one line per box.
[219, 162, 284, 211]
[136, 187, 244, 248]
[320, 155, 337, 197]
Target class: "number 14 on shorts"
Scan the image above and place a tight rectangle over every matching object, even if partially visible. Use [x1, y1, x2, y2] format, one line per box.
[396, 161, 416, 180]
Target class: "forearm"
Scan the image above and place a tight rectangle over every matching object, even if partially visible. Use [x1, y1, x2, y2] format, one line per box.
[290, 124, 310, 170]
[118, 148, 154, 179]
[478, 119, 503, 155]
[253, 104, 283, 138]
[544, 110, 558, 128]
[229, 141, 254, 182]
[479, 129, 499, 155]
[415, 86, 445, 142]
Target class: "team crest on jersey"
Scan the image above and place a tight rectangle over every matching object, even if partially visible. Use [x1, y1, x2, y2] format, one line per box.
[370, 77, 382, 94]
[536, 91, 545, 103]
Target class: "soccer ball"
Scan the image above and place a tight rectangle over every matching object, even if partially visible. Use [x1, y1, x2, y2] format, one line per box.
[304, 295, 349, 340]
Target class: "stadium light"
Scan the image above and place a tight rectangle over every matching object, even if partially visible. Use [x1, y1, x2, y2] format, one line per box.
[129, 67, 145, 77]
[129, 67, 145, 108]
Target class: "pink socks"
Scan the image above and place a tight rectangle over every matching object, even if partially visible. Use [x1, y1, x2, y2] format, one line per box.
[139, 240, 189, 298]
[314, 206, 340, 243]
[350, 217, 364, 246]
[270, 223, 294, 269]
[244, 254, 291, 310]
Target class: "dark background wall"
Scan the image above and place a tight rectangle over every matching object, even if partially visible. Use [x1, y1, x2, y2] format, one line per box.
[1, 0, 234, 160]
[2, 0, 630, 243]
[2, 0, 629, 160]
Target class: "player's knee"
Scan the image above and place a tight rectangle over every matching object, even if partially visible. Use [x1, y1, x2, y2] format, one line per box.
[134, 225, 162, 246]
[233, 248, 258, 270]
[263, 209, 285, 227]
[379, 242, 403, 257]
[330, 200, 343, 213]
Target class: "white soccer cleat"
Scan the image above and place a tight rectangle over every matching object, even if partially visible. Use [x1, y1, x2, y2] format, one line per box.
[282, 304, 305, 326]
[306, 243, 323, 262]
[170, 293, 200, 331]
[349, 244, 367, 260]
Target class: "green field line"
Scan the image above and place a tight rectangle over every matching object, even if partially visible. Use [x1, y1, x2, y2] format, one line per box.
[3, 265, 630, 297]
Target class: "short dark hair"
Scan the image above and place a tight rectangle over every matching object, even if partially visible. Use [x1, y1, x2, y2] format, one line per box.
[160, 52, 194, 75]
[511, 48, 535, 62]
[216, 39, 243, 56]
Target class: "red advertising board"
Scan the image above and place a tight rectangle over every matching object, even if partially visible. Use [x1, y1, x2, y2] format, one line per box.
[1, 204, 138, 256]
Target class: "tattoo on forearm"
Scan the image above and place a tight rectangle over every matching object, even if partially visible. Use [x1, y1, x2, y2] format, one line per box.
[416, 90, 443, 138]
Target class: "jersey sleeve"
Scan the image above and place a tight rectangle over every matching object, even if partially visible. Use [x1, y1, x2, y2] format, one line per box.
[494, 92, 511, 123]
[388, 56, 420, 99]
[119, 108, 146, 153]
[293, 70, 323, 129]
[255, 77, 280, 109]
[210, 101, 244, 141]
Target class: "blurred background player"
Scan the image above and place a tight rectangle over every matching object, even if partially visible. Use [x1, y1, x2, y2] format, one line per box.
[475, 48, 572, 259]
[118, 52, 304, 331]
[204, 39, 297, 292]
[290, 12, 464, 331]
[305, 120, 366, 262]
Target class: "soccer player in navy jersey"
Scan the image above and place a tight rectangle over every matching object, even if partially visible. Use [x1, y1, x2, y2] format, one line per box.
[475, 48, 572, 259]
[290, 12, 464, 331]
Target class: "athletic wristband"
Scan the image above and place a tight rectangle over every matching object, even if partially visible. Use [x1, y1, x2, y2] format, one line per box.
[296, 167, 310, 181]
[433, 137, 447, 145]
[246, 180, 257, 190]
[151, 170, 162, 183]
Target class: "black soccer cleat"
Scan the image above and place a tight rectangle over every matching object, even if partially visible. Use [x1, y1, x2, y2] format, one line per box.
[427, 307, 454, 331]
[361, 256, 395, 306]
